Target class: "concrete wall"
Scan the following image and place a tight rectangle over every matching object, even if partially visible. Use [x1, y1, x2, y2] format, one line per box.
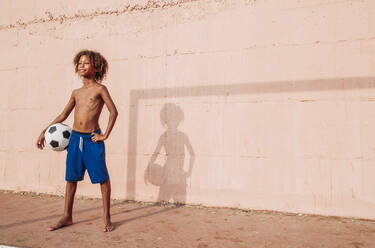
[1, 0, 375, 219]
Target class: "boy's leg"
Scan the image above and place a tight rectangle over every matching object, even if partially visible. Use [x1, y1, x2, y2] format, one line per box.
[48, 181, 77, 231]
[100, 179, 114, 232]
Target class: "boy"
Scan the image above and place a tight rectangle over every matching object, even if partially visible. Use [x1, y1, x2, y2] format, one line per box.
[36, 50, 118, 232]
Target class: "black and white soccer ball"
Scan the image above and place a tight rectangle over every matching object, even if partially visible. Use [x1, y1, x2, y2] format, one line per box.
[44, 123, 72, 151]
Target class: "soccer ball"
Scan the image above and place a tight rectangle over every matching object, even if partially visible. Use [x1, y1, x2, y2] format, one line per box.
[44, 123, 72, 151]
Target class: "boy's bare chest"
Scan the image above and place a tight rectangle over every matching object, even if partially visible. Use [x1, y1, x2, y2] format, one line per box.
[75, 89, 102, 108]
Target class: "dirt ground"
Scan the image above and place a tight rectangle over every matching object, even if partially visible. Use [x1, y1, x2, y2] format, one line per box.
[1, 191, 375, 248]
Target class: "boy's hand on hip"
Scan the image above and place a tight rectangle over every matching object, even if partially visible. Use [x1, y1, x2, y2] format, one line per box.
[91, 133, 106, 143]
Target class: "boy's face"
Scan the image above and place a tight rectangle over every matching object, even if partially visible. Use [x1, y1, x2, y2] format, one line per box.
[77, 55, 96, 79]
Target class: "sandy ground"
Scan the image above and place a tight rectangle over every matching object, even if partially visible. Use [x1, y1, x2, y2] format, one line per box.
[1, 191, 375, 248]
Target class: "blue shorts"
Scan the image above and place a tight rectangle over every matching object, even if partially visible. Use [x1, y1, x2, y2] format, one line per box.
[66, 129, 109, 184]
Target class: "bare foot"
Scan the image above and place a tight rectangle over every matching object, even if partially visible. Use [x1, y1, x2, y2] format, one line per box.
[48, 216, 73, 231]
[103, 216, 114, 232]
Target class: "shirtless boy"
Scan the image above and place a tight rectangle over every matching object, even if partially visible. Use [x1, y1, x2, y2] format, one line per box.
[36, 50, 118, 232]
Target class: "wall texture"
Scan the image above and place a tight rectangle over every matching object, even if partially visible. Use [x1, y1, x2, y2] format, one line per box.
[1, 0, 375, 219]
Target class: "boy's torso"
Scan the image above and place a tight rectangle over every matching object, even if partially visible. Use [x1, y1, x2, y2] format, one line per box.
[72, 83, 104, 133]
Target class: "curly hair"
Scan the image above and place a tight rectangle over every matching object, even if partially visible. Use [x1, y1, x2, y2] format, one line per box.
[73, 50, 108, 82]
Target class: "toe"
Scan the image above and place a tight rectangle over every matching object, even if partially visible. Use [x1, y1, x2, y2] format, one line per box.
[103, 225, 114, 232]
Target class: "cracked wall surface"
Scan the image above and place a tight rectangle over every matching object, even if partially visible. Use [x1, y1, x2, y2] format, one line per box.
[1, 0, 375, 219]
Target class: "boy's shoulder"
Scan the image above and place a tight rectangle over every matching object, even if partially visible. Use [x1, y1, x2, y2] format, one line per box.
[70, 87, 85, 98]
[71, 88, 79, 96]
[95, 83, 107, 91]
[90, 82, 108, 91]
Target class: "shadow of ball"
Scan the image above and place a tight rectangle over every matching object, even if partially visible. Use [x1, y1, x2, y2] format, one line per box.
[148, 163, 164, 186]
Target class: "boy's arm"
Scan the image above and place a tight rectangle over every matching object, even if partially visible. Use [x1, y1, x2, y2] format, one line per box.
[36, 91, 76, 149]
[91, 85, 118, 142]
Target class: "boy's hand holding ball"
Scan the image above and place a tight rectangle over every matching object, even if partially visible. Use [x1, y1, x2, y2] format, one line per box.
[36, 132, 46, 150]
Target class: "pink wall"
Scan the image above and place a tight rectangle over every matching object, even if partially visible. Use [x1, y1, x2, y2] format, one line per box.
[1, 0, 375, 219]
